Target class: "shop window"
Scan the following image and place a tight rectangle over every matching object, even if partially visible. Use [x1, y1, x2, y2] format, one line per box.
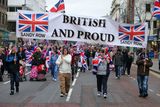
[146, 4, 151, 12]
[16, 7, 22, 11]
[153, 21, 157, 28]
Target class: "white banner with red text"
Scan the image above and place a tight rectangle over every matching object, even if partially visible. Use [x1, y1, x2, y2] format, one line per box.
[16, 10, 148, 48]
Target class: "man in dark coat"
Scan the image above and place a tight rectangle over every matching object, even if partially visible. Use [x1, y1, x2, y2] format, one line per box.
[6, 47, 20, 95]
[136, 51, 153, 98]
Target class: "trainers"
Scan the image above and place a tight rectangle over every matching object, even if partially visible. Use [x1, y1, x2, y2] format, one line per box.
[103, 93, 107, 99]
[52, 78, 57, 81]
[60, 93, 64, 97]
[97, 92, 101, 97]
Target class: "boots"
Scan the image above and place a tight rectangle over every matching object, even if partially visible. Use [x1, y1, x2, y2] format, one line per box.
[10, 90, 14, 95]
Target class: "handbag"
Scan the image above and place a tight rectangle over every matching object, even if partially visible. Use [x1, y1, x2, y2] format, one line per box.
[109, 63, 115, 71]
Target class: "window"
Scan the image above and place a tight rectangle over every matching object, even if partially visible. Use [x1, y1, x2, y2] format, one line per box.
[5, 0, 7, 6]
[16, 7, 22, 11]
[8, 22, 16, 32]
[9, 7, 16, 12]
[146, 4, 151, 12]
[5, 14, 7, 24]
[2, 0, 5, 5]
[2, 13, 4, 24]
[146, 20, 150, 29]
[153, 21, 157, 28]
[0, 12, 1, 24]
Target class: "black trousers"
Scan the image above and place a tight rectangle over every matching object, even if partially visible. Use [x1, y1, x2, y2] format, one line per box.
[10, 73, 19, 91]
[71, 65, 77, 81]
[127, 63, 132, 75]
[96, 72, 110, 94]
[0, 69, 3, 81]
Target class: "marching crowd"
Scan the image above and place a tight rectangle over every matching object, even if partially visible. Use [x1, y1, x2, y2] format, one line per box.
[0, 42, 152, 98]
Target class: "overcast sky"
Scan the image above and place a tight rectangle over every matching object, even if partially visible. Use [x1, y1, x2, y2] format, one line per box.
[46, 0, 113, 16]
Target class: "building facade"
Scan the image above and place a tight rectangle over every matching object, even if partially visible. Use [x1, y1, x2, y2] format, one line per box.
[110, 0, 159, 58]
[0, 0, 8, 45]
[7, 0, 46, 41]
[110, 0, 120, 22]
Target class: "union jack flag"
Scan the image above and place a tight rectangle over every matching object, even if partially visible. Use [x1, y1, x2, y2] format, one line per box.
[50, 0, 65, 12]
[80, 52, 88, 70]
[153, 0, 160, 19]
[119, 24, 145, 42]
[25, 50, 33, 64]
[19, 13, 48, 32]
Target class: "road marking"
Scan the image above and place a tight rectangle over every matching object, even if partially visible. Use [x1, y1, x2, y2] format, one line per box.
[72, 78, 77, 86]
[66, 88, 73, 102]
[3, 81, 10, 85]
[3, 72, 30, 85]
[66, 71, 79, 102]
[76, 72, 79, 77]
[156, 93, 160, 97]
[149, 89, 154, 92]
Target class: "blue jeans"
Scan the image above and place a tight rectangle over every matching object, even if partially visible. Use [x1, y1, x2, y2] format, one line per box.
[115, 65, 123, 78]
[10, 72, 19, 91]
[137, 75, 148, 96]
[51, 64, 58, 79]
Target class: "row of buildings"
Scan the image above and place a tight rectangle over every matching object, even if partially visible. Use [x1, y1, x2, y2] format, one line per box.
[0, 0, 46, 45]
[110, 0, 159, 58]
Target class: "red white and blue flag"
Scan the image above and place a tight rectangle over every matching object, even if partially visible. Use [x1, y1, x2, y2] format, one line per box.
[50, 0, 65, 12]
[119, 24, 145, 42]
[19, 13, 48, 32]
[153, 0, 160, 19]
[80, 52, 88, 70]
[25, 50, 33, 64]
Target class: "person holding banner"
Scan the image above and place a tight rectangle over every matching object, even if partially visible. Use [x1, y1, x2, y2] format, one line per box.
[136, 51, 153, 98]
[56, 47, 72, 97]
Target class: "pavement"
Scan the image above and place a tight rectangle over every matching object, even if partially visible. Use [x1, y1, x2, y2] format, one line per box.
[150, 59, 160, 74]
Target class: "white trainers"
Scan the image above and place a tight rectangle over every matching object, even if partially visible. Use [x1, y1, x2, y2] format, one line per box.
[52, 78, 57, 81]
[60, 93, 64, 97]
[103, 93, 107, 98]
[97, 92, 101, 97]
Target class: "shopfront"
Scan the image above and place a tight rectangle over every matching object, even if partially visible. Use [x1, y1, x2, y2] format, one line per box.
[148, 35, 158, 58]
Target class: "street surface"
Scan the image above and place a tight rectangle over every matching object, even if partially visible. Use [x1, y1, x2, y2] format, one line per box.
[0, 64, 160, 107]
